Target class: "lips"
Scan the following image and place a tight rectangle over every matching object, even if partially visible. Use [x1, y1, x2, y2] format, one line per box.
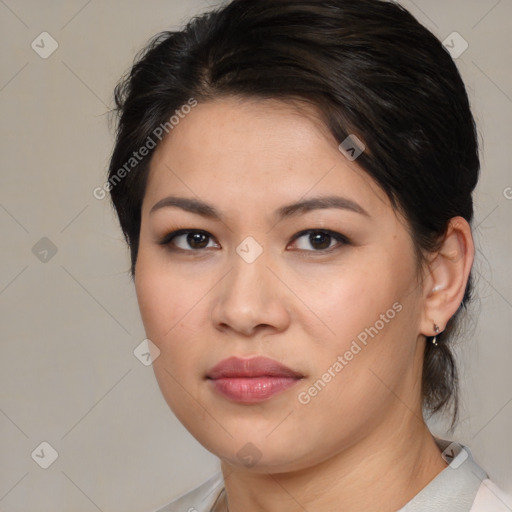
[206, 356, 303, 379]
[206, 356, 304, 404]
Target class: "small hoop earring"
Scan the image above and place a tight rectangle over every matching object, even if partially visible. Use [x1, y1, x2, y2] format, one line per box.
[432, 323, 441, 346]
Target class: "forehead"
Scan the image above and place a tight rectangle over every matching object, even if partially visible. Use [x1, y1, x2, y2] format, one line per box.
[143, 97, 391, 219]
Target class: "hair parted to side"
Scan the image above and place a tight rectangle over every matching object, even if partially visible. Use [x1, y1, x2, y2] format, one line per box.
[107, 0, 480, 428]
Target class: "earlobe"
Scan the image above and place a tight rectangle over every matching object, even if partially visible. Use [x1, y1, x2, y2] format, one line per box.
[420, 216, 475, 337]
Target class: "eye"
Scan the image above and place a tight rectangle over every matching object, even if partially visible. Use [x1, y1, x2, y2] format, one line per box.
[159, 229, 219, 251]
[158, 228, 349, 254]
[288, 229, 349, 252]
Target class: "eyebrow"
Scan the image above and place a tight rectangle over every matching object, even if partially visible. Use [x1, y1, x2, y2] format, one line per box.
[149, 195, 370, 219]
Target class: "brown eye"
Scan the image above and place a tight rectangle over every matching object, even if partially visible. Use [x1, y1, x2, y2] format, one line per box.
[289, 230, 349, 252]
[307, 232, 332, 250]
[159, 230, 219, 251]
[184, 232, 210, 249]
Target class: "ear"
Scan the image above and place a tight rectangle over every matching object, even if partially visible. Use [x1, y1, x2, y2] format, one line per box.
[419, 216, 475, 338]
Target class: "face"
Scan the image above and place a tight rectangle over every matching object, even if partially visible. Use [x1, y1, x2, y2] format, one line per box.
[135, 98, 427, 473]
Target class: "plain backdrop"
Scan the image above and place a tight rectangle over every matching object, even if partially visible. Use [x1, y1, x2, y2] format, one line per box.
[0, 1, 511, 511]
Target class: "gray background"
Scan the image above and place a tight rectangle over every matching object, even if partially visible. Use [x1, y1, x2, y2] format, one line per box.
[0, 1, 510, 511]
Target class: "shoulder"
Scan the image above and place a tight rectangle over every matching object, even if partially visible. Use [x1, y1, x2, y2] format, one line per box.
[150, 472, 225, 512]
[399, 438, 511, 511]
[470, 478, 512, 512]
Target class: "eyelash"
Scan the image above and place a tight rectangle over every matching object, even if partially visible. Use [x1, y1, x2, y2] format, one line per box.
[157, 228, 350, 255]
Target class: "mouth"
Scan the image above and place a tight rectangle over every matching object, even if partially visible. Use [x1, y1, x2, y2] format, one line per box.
[206, 356, 304, 404]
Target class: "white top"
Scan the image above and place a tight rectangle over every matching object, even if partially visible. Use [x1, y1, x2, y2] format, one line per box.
[153, 439, 511, 512]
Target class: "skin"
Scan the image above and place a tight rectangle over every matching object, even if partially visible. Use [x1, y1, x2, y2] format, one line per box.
[134, 97, 474, 512]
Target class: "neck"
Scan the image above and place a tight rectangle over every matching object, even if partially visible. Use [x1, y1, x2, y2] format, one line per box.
[220, 418, 447, 512]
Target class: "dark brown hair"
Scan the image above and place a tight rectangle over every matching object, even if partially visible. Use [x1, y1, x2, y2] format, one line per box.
[107, 0, 479, 427]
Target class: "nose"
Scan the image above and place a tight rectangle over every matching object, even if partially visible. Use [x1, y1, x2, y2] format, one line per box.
[210, 251, 291, 337]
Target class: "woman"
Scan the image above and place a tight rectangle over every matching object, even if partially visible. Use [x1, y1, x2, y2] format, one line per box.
[107, 0, 511, 510]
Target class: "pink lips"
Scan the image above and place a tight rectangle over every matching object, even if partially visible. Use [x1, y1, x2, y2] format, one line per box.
[206, 356, 303, 404]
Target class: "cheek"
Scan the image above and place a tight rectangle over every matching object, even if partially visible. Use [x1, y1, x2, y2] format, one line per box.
[135, 253, 198, 342]
[134, 253, 212, 384]
[135, 260, 208, 418]
[301, 251, 410, 345]
[297, 248, 421, 395]
[293, 302, 419, 453]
